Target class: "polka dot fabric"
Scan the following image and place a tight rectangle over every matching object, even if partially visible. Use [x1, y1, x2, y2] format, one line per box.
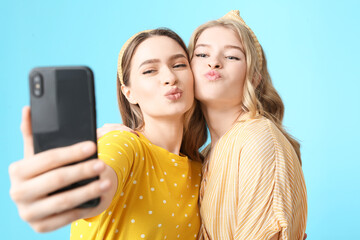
[70, 131, 202, 239]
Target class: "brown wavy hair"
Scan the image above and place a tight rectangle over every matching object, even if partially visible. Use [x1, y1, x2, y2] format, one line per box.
[188, 20, 301, 164]
[117, 28, 207, 162]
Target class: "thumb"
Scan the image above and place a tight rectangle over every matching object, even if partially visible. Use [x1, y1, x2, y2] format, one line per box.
[21, 106, 34, 158]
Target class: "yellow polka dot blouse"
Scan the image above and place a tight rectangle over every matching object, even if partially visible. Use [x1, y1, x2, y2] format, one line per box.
[70, 131, 202, 240]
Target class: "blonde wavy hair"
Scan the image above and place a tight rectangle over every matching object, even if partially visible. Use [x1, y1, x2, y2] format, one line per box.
[188, 20, 301, 163]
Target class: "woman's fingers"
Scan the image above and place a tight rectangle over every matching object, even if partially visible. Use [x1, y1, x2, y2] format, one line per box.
[30, 207, 91, 233]
[10, 107, 114, 232]
[10, 159, 106, 202]
[9, 141, 97, 182]
[17, 177, 111, 223]
[21, 106, 34, 158]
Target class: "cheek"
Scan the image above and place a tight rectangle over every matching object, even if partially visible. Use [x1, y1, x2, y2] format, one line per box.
[190, 60, 202, 76]
[132, 81, 156, 103]
[185, 69, 194, 84]
[183, 73, 195, 100]
[238, 63, 247, 76]
[232, 64, 247, 80]
[180, 69, 194, 86]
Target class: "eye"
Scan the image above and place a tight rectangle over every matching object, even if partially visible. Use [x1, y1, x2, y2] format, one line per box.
[226, 56, 240, 60]
[195, 53, 208, 58]
[142, 69, 156, 75]
[173, 63, 187, 69]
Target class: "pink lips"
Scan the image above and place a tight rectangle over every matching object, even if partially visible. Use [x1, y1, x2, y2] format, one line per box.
[165, 87, 183, 101]
[205, 70, 221, 81]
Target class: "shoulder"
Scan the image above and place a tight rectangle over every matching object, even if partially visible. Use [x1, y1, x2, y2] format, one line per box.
[97, 131, 147, 160]
[240, 116, 295, 154]
[97, 131, 145, 175]
[238, 116, 297, 164]
[232, 117, 281, 165]
[229, 116, 274, 148]
[98, 130, 142, 148]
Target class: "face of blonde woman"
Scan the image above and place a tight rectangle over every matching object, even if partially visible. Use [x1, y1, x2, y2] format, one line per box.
[191, 26, 247, 108]
[124, 36, 194, 120]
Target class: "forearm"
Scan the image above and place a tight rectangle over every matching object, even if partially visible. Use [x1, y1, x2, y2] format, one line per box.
[81, 164, 118, 219]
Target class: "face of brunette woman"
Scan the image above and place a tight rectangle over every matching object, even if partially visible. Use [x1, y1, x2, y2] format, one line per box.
[123, 36, 194, 120]
[191, 26, 247, 108]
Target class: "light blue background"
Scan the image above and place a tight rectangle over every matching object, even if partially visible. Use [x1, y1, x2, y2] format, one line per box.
[1, 0, 359, 239]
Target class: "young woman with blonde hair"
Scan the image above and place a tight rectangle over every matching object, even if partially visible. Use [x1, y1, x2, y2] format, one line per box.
[188, 10, 307, 240]
[9, 28, 207, 239]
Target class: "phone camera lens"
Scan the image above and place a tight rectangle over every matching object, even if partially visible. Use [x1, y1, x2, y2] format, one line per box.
[32, 73, 43, 97]
[34, 75, 41, 83]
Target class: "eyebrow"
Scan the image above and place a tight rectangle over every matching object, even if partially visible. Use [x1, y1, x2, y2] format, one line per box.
[194, 44, 210, 50]
[170, 53, 187, 61]
[138, 54, 187, 69]
[224, 45, 245, 54]
[195, 43, 245, 54]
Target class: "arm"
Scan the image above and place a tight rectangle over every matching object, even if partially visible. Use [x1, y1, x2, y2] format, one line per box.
[234, 126, 278, 239]
[235, 120, 307, 240]
[9, 107, 117, 232]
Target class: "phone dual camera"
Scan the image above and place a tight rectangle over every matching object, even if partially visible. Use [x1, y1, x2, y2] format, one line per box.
[30, 73, 44, 97]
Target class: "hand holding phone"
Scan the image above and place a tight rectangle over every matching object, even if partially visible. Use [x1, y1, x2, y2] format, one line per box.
[9, 107, 111, 232]
[29, 66, 100, 208]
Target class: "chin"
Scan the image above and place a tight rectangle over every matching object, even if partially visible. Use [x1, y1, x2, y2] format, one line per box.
[165, 103, 192, 115]
[195, 90, 223, 103]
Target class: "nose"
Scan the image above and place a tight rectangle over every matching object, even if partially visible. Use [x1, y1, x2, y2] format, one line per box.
[208, 63, 221, 69]
[208, 57, 222, 69]
[161, 67, 178, 86]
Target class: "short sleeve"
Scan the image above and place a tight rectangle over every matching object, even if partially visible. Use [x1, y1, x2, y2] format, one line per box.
[270, 121, 307, 240]
[235, 119, 307, 240]
[98, 131, 140, 197]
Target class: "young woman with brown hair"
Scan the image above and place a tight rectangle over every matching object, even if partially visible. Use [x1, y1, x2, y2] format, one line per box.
[9, 28, 207, 239]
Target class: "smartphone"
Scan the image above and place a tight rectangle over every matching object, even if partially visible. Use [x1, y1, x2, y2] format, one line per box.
[29, 66, 100, 208]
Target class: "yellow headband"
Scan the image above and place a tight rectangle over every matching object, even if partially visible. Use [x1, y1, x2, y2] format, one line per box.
[117, 29, 152, 86]
[219, 10, 263, 70]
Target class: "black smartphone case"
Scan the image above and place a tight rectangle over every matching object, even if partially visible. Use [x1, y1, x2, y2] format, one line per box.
[29, 66, 100, 208]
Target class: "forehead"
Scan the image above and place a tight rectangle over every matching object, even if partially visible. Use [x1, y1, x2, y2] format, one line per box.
[197, 26, 242, 47]
[131, 36, 186, 64]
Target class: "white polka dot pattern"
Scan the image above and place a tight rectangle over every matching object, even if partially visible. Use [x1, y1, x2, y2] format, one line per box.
[69, 131, 203, 240]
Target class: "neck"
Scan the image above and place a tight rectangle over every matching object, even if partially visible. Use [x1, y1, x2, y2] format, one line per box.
[140, 115, 184, 155]
[201, 102, 243, 147]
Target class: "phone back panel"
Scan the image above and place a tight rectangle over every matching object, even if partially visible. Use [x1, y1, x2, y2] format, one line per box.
[30, 67, 97, 155]
[29, 66, 99, 208]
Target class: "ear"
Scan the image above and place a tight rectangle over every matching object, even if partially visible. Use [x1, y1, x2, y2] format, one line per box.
[121, 85, 138, 104]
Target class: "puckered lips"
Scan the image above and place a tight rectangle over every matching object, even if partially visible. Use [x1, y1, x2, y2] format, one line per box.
[205, 70, 221, 81]
[165, 87, 183, 101]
